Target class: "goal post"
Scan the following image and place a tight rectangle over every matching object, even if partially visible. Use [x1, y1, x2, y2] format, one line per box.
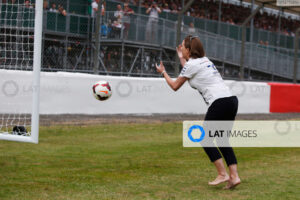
[0, 0, 43, 143]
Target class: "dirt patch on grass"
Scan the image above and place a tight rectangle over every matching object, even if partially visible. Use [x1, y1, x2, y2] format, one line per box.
[40, 113, 300, 126]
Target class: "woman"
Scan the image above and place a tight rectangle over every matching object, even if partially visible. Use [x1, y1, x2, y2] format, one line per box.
[123, 3, 134, 39]
[156, 35, 241, 189]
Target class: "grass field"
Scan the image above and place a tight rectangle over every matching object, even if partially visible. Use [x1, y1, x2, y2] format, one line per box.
[1, 122, 300, 200]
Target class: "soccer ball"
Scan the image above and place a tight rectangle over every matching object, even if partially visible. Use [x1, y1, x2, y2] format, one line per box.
[92, 81, 112, 101]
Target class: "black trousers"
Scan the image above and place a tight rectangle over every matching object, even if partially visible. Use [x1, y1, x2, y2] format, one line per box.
[203, 96, 238, 166]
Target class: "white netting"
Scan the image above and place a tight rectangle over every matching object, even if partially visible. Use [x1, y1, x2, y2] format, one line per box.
[0, 0, 36, 136]
[0, 0, 34, 70]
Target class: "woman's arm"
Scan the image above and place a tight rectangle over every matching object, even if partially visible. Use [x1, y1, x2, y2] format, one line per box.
[146, 7, 151, 14]
[156, 61, 188, 91]
[156, 7, 162, 13]
[162, 71, 187, 91]
[179, 57, 186, 67]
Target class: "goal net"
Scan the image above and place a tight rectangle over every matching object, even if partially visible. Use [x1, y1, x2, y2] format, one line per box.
[0, 0, 42, 143]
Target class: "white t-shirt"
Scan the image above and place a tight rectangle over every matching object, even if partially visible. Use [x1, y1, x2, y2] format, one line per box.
[163, 8, 171, 13]
[49, 8, 58, 13]
[179, 57, 232, 106]
[114, 10, 123, 19]
[149, 7, 161, 19]
[91, 2, 104, 18]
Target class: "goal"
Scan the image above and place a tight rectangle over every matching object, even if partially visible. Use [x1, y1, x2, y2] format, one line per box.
[0, 0, 43, 143]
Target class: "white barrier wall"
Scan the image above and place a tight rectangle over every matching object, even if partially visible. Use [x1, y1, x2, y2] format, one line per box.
[0, 70, 270, 114]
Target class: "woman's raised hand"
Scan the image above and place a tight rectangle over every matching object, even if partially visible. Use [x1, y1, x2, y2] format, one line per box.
[176, 44, 183, 58]
[156, 61, 165, 74]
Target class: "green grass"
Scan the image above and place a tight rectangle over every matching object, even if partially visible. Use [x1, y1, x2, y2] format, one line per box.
[0, 123, 300, 200]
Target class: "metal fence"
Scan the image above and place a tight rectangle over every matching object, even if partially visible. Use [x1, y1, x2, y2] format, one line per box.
[106, 0, 298, 50]
[0, 4, 299, 80]
[199, 32, 299, 79]
[43, 0, 298, 49]
[182, 15, 296, 50]
[97, 11, 300, 80]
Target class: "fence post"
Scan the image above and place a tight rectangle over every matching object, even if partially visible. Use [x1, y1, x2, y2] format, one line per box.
[93, 0, 103, 74]
[293, 28, 300, 83]
[240, 4, 263, 80]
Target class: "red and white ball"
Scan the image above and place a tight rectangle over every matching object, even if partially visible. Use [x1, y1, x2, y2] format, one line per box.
[92, 81, 112, 101]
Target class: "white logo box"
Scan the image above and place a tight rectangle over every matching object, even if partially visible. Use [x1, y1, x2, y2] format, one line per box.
[183, 121, 300, 147]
